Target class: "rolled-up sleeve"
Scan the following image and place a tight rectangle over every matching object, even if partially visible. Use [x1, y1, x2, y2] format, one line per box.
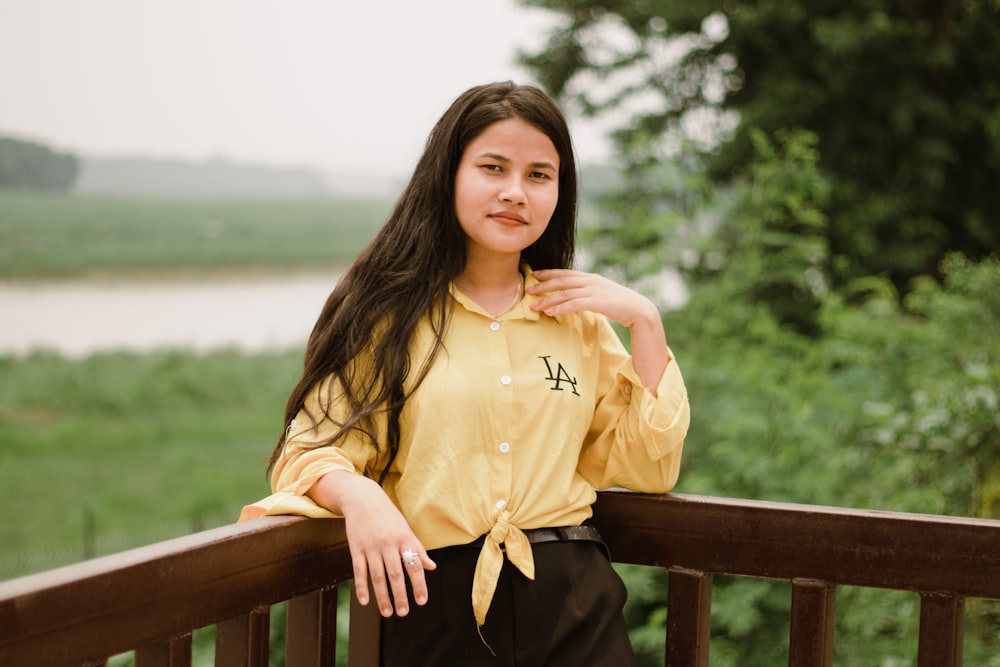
[577, 319, 690, 492]
[239, 377, 378, 521]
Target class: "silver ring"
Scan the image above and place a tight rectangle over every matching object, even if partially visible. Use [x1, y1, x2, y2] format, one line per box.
[401, 548, 418, 567]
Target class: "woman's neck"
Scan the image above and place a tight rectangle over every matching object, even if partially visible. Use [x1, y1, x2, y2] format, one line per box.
[454, 259, 524, 317]
[456, 263, 522, 290]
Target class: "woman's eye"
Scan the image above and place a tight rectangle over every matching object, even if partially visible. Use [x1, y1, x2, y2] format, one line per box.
[530, 171, 552, 180]
[482, 164, 502, 173]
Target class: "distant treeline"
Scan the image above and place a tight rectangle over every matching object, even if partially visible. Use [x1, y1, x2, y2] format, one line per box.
[0, 135, 79, 191]
[0, 131, 620, 199]
[76, 155, 328, 198]
[0, 133, 331, 198]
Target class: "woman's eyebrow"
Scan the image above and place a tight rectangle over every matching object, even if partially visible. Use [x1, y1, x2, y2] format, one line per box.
[478, 152, 557, 171]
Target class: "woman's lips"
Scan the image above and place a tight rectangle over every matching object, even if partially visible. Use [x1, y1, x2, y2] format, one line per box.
[491, 211, 527, 224]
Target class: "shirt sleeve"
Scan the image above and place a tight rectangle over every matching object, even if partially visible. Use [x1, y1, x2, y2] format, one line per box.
[577, 316, 690, 493]
[238, 375, 379, 521]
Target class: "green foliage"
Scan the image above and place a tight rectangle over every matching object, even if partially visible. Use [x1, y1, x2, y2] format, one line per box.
[663, 250, 1000, 664]
[706, 127, 831, 333]
[820, 254, 1000, 519]
[709, 577, 791, 666]
[650, 123, 1000, 656]
[0, 135, 78, 191]
[520, 0, 1000, 292]
[583, 157, 715, 283]
[0, 348, 303, 577]
[547, 68, 1000, 661]
[0, 190, 391, 279]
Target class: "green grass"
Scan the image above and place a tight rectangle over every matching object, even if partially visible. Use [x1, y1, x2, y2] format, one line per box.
[0, 190, 391, 279]
[0, 348, 304, 578]
[0, 189, 387, 578]
[0, 188, 384, 574]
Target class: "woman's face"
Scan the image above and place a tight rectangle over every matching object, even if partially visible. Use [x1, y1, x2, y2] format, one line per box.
[454, 117, 560, 263]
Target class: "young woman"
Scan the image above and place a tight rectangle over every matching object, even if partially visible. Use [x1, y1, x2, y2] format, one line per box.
[241, 81, 690, 666]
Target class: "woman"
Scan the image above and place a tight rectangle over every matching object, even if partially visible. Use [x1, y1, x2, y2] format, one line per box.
[241, 81, 690, 666]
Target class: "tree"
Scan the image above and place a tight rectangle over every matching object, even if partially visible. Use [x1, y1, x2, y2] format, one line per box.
[0, 135, 79, 191]
[519, 0, 1000, 293]
[517, 5, 1000, 661]
[610, 142, 1000, 664]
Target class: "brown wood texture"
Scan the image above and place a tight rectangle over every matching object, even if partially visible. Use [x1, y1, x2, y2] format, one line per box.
[665, 568, 712, 667]
[0, 515, 352, 665]
[788, 579, 836, 667]
[2, 491, 999, 665]
[917, 593, 965, 667]
[591, 492, 1000, 598]
[286, 587, 340, 667]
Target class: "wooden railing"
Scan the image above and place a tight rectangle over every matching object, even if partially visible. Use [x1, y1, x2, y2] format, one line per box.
[2, 491, 999, 666]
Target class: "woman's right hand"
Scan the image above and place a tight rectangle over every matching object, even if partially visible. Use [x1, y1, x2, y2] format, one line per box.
[308, 469, 436, 617]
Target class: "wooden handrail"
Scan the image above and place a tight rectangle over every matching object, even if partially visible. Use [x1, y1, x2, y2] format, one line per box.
[0, 515, 357, 666]
[591, 492, 1000, 597]
[2, 491, 999, 666]
[589, 492, 1000, 667]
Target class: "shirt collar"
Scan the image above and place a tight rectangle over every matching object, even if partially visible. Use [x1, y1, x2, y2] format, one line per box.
[448, 265, 561, 323]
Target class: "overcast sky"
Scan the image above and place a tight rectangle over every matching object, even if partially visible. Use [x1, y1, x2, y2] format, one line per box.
[0, 0, 614, 182]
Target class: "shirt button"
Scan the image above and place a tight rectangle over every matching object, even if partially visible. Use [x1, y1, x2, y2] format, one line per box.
[500, 375, 512, 385]
[489, 321, 500, 331]
[499, 442, 510, 453]
[495, 500, 507, 510]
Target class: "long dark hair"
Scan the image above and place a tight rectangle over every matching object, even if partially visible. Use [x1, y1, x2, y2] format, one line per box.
[267, 81, 579, 481]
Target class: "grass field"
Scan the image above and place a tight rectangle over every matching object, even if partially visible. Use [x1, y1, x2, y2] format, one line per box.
[0, 189, 390, 579]
[0, 190, 391, 279]
[0, 348, 303, 578]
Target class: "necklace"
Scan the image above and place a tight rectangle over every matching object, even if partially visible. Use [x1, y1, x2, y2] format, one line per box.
[493, 278, 523, 318]
[456, 274, 523, 318]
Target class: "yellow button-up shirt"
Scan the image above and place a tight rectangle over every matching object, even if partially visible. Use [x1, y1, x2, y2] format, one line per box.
[241, 268, 690, 625]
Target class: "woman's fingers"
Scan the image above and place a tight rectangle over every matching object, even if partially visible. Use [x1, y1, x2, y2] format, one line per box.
[404, 549, 437, 606]
[350, 549, 372, 606]
[529, 272, 609, 316]
[529, 269, 651, 327]
[374, 549, 408, 617]
[350, 546, 395, 616]
[387, 547, 416, 616]
[353, 542, 437, 617]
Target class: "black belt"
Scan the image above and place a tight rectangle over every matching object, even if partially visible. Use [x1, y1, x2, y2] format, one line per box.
[431, 524, 610, 561]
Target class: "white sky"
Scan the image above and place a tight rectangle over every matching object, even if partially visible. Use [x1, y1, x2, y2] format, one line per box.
[0, 0, 614, 182]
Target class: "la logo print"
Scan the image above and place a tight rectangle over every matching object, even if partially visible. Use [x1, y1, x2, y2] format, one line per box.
[539, 356, 579, 396]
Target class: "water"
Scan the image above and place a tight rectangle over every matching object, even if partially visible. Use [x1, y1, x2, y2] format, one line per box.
[0, 270, 688, 359]
[0, 274, 341, 358]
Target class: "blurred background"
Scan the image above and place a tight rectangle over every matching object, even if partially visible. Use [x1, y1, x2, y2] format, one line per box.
[1, 1, 999, 665]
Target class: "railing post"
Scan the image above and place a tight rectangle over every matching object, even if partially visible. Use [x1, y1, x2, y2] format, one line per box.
[666, 567, 712, 667]
[917, 593, 964, 667]
[215, 606, 270, 667]
[286, 586, 339, 667]
[348, 580, 382, 667]
[788, 579, 835, 667]
[135, 633, 193, 667]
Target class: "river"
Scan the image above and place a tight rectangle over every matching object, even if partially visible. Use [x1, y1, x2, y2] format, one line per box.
[0, 269, 688, 359]
[0, 274, 342, 358]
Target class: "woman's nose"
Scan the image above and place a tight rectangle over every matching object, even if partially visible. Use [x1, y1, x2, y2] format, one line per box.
[500, 177, 526, 206]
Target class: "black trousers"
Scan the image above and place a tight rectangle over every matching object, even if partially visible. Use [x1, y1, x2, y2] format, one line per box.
[380, 539, 635, 667]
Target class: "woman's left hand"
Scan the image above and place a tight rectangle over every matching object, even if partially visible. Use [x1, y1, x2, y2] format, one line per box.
[528, 269, 672, 392]
[527, 269, 658, 328]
